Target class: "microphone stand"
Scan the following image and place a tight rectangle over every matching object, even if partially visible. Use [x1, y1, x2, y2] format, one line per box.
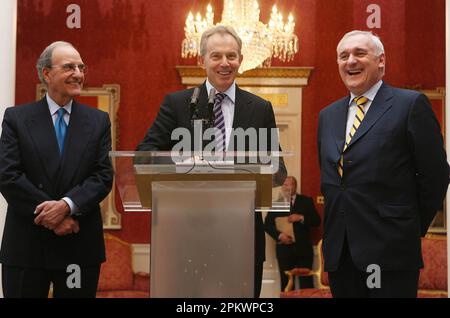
[189, 87, 202, 160]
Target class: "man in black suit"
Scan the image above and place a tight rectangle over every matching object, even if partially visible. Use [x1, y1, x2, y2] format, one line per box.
[265, 176, 320, 290]
[137, 25, 286, 297]
[0, 41, 113, 297]
[317, 30, 448, 297]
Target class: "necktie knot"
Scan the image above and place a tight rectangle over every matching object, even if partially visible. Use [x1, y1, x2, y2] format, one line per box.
[215, 93, 226, 107]
[55, 108, 68, 155]
[354, 96, 368, 107]
[57, 107, 66, 118]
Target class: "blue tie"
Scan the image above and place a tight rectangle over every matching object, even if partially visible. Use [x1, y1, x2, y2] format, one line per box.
[55, 108, 67, 155]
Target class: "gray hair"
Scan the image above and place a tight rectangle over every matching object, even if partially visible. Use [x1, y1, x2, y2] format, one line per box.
[36, 41, 75, 84]
[200, 25, 242, 56]
[337, 30, 385, 56]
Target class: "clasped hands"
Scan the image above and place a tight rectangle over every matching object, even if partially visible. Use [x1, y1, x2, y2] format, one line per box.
[278, 232, 294, 245]
[287, 214, 304, 223]
[34, 200, 79, 236]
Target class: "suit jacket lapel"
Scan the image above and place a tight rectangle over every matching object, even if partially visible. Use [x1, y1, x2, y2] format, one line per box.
[333, 97, 350, 154]
[232, 85, 254, 129]
[56, 101, 93, 190]
[26, 98, 61, 183]
[345, 83, 393, 150]
[196, 82, 209, 124]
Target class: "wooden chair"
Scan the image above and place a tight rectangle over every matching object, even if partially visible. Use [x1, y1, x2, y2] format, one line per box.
[281, 239, 332, 298]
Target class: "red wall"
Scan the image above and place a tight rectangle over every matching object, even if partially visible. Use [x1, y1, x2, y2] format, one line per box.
[15, 0, 446, 243]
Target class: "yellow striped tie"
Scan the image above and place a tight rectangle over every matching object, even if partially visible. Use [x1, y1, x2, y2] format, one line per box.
[338, 96, 369, 177]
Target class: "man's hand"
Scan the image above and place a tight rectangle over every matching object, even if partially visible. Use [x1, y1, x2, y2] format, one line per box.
[34, 200, 70, 230]
[288, 214, 304, 223]
[53, 217, 80, 236]
[278, 232, 294, 245]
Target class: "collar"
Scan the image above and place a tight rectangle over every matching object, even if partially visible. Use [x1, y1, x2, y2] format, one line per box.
[46, 93, 73, 116]
[349, 80, 383, 105]
[205, 79, 236, 103]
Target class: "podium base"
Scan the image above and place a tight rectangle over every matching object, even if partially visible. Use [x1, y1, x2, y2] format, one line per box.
[150, 181, 255, 298]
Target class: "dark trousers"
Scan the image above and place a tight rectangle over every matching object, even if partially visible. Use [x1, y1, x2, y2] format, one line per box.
[277, 256, 313, 290]
[2, 265, 100, 298]
[328, 239, 419, 298]
[254, 261, 263, 298]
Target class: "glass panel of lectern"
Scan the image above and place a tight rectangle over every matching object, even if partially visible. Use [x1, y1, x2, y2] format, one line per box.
[109, 151, 292, 298]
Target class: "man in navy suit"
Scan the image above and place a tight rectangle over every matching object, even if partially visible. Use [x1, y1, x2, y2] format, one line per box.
[137, 25, 286, 297]
[0, 41, 113, 297]
[317, 30, 448, 297]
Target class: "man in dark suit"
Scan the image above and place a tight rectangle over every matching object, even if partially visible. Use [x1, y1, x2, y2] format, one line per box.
[136, 25, 286, 297]
[265, 176, 320, 290]
[317, 30, 448, 297]
[0, 41, 113, 297]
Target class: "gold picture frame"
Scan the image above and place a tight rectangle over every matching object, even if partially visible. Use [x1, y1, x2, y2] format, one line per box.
[422, 87, 446, 234]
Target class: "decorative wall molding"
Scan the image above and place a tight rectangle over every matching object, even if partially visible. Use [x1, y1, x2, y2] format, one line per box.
[176, 66, 313, 79]
[132, 243, 150, 273]
[176, 66, 313, 87]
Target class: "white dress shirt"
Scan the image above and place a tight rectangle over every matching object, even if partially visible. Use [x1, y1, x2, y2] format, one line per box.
[46, 94, 72, 126]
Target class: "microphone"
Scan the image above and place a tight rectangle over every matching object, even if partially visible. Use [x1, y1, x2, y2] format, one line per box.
[189, 87, 200, 120]
[207, 88, 216, 126]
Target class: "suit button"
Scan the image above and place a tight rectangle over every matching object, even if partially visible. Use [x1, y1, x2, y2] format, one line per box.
[340, 184, 346, 190]
[341, 211, 345, 215]
[38, 184, 43, 189]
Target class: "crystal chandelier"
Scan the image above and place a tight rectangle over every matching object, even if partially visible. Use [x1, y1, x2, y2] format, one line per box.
[181, 0, 299, 73]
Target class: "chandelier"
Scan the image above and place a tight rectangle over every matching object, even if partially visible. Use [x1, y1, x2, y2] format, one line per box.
[181, 0, 299, 73]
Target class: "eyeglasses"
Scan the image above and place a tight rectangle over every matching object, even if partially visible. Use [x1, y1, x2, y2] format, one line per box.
[48, 63, 88, 74]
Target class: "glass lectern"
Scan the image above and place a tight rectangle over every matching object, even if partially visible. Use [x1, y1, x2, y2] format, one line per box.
[109, 151, 291, 298]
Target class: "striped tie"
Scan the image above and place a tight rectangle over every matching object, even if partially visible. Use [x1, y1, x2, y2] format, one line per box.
[338, 96, 369, 177]
[214, 93, 226, 152]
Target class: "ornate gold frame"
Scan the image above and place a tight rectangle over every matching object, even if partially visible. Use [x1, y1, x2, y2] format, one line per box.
[421, 87, 446, 234]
